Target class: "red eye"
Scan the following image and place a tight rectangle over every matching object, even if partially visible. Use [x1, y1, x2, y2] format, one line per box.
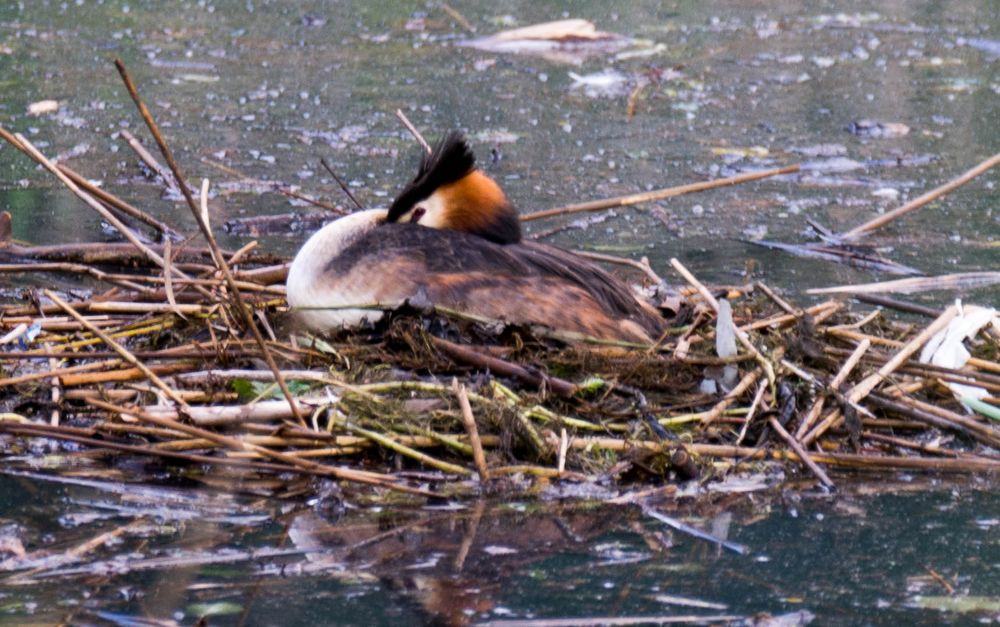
[411, 207, 426, 223]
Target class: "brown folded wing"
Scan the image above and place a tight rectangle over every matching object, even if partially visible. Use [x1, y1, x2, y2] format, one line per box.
[322, 224, 664, 342]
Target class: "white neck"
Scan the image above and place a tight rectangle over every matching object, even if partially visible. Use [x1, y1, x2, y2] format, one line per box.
[286, 209, 388, 331]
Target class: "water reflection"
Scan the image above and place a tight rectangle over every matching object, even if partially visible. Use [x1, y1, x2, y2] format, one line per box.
[0, 472, 996, 625]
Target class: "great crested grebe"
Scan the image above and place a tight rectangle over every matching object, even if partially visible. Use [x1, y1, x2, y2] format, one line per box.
[286, 131, 665, 342]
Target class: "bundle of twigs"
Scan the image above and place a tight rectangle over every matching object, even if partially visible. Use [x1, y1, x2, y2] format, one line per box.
[1, 60, 998, 501]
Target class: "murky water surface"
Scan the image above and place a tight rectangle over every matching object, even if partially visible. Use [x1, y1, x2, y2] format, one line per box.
[1, 1, 998, 624]
[0, 472, 996, 626]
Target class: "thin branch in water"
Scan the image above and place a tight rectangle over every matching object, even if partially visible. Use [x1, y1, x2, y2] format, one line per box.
[842, 150, 1000, 239]
[395, 108, 433, 154]
[277, 186, 347, 215]
[320, 158, 365, 210]
[119, 129, 182, 194]
[440, 3, 476, 33]
[521, 164, 799, 222]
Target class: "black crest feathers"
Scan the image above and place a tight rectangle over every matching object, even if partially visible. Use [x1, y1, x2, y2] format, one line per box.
[387, 130, 476, 222]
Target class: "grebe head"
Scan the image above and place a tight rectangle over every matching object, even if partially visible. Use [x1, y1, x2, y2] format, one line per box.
[386, 130, 522, 244]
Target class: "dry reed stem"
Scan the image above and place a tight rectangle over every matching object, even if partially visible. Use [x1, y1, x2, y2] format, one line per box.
[113, 57, 305, 426]
[395, 109, 433, 154]
[119, 129, 180, 192]
[12, 133, 177, 278]
[0, 359, 119, 387]
[454, 378, 489, 482]
[0, 421, 356, 476]
[161, 238, 183, 319]
[59, 362, 193, 387]
[803, 305, 958, 445]
[0, 127, 177, 238]
[827, 327, 1000, 375]
[828, 308, 881, 331]
[847, 305, 958, 405]
[742, 300, 842, 333]
[699, 368, 762, 428]
[0, 264, 281, 293]
[572, 250, 663, 284]
[325, 415, 472, 476]
[768, 416, 834, 488]
[843, 150, 1000, 238]
[808, 271, 1000, 295]
[755, 282, 801, 316]
[88, 398, 434, 495]
[870, 393, 1000, 448]
[46, 347, 61, 426]
[794, 338, 871, 439]
[736, 382, 768, 446]
[557, 428, 569, 475]
[440, 3, 476, 32]
[139, 399, 313, 427]
[863, 432, 962, 458]
[572, 438, 1000, 473]
[432, 336, 578, 397]
[522, 164, 799, 222]
[44, 289, 192, 411]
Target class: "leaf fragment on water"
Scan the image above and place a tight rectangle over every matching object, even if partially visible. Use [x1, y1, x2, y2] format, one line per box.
[27, 100, 59, 116]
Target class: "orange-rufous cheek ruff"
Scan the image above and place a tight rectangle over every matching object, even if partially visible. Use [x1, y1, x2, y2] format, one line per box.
[435, 171, 508, 231]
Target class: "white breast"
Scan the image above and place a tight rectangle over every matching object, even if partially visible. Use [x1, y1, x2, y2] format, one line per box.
[286, 209, 390, 332]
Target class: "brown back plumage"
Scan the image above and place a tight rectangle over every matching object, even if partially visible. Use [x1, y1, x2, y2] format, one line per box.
[326, 224, 665, 341]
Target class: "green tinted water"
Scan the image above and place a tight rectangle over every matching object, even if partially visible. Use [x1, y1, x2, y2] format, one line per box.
[0, 2, 997, 624]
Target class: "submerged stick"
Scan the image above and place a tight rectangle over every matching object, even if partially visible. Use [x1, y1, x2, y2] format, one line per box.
[119, 129, 181, 194]
[440, 3, 476, 32]
[643, 506, 749, 555]
[842, 150, 1000, 239]
[522, 164, 799, 222]
[114, 57, 305, 426]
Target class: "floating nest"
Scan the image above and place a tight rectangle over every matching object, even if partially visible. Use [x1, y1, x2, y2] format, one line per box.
[1, 62, 999, 502]
[3, 227, 999, 502]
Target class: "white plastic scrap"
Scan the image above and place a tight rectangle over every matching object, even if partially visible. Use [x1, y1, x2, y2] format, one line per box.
[716, 299, 738, 359]
[714, 299, 740, 391]
[919, 301, 998, 407]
